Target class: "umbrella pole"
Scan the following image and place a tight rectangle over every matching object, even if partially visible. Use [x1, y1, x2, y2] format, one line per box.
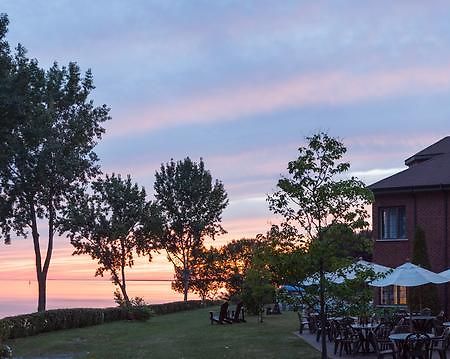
[408, 287, 413, 332]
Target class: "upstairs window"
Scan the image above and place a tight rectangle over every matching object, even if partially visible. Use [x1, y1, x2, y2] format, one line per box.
[380, 206, 406, 240]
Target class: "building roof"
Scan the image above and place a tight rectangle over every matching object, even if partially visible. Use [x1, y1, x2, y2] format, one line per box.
[369, 136, 450, 193]
[405, 136, 450, 166]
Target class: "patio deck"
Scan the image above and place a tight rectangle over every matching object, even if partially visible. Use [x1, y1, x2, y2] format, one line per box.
[296, 331, 370, 359]
[297, 330, 450, 359]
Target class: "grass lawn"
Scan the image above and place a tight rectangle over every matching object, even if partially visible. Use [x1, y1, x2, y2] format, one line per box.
[7, 307, 320, 359]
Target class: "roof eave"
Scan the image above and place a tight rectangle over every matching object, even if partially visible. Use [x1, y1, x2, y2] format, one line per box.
[369, 184, 450, 194]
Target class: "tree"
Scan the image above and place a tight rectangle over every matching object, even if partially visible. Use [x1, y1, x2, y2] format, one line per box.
[171, 246, 222, 301]
[267, 132, 373, 359]
[0, 17, 110, 311]
[219, 238, 259, 298]
[154, 157, 228, 301]
[241, 266, 275, 323]
[410, 226, 440, 313]
[62, 174, 162, 307]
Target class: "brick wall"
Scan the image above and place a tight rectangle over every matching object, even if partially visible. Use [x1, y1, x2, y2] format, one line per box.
[372, 190, 450, 312]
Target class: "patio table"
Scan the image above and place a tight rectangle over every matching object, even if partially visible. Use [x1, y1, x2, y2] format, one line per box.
[350, 323, 378, 353]
[389, 333, 434, 359]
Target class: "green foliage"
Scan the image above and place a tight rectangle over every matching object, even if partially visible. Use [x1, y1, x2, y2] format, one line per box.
[153, 157, 228, 301]
[267, 132, 374, 358]
[149, 300, 219, 315]
[0, 344, 12, 359]
[62, 174, 162, 307]
[218, 238, 260, 298]
[113, 290, 154, 321]
[410, 226, 440, 313]
[268, 133, 374, 241]
[241, 267, 276, 321]
[0, 309, 107, 339]
[0, 15, 110, 311]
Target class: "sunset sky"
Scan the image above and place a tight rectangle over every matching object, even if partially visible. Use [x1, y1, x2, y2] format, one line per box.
[1, 1, 450, 281]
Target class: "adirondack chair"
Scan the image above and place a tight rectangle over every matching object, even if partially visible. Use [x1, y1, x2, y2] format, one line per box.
[210, 302, 232, 324]
[227, 301, 246, 323]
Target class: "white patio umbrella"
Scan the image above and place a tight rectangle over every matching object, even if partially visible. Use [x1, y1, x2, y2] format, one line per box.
[370, 262, 448, 287]
[370, 262, 449, 331]
[300, 260, 392, 286]
[438, 268, 450, 280]
[332, 260, 392, 284]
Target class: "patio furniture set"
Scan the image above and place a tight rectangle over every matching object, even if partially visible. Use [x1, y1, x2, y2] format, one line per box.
[303, 311, 450, 358]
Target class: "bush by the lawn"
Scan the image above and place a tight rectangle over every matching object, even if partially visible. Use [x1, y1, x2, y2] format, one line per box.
[0, 300, 220, 341]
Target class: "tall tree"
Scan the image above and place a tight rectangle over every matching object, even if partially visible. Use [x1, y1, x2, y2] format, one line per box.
[62, 174, 162, 307]
[154, 157, 228, 301]
[410, 226, 440, 313]
[219, 238, 259, 298]
[267, 132, 373, 359]
[171, 246, 222, 301]
[0, 17, 110, 311]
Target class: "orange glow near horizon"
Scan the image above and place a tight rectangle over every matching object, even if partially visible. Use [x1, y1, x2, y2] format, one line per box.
[0, 214, 280, 281]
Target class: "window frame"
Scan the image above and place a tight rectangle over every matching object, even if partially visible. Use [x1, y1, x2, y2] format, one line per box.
[378, 206, 407, 241]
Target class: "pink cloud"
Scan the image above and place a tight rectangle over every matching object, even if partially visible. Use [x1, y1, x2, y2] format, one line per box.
[108, 64, 450, 136]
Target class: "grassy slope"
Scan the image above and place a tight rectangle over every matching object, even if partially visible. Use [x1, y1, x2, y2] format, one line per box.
[8, 308, 320, 359]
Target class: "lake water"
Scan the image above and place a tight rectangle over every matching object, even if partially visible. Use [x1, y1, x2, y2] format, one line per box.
[0, 279, 198, 319]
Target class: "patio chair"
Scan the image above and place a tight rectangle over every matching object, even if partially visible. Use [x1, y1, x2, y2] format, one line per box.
[429, 327, 450, 359]
[298, 312, 309, 334]
[403, 333, 431, 359]
[307, 314, 318, 334]
[332, 323, 361, 356]
[315, 316, 332, 343]
[227, 301, 246, 323]
[210, 302, 233, 325]
[413, 317, 434, 334]
[432, 315, 445, 336]
[368, 330, 397, 359]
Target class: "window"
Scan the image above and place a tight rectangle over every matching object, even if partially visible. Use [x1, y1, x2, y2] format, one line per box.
[380, 206, 406, 239]
[380, 285, 407, 305]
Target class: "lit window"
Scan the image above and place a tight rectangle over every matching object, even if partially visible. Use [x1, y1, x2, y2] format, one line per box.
[380, 285, 407, 305]
[380, 207, 406, 239]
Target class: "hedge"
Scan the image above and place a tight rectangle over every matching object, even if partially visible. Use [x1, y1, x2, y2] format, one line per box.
[0, 300, 219, 341]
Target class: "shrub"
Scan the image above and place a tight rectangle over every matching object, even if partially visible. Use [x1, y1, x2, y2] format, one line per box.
[0, 344, 12, 358]
[0, 308, 104, 339]
[102, 307, 127, 322]
[149, 300, 219, 315]
[0, 300, 219, 340]
[127, 306, 154, 321]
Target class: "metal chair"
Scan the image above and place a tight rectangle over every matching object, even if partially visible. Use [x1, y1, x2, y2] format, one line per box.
[429, 327, 450, 359]
[368, 330, 397, 359]
[404, 333, 431, 359]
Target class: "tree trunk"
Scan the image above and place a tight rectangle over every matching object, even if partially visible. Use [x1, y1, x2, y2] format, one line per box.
[31, 200, 55, 312]
[37, 271, 47, 312]
[183, 268, 190, 302]
[120, 282, 131, 307]
[120, 263, 131, 307]
[319, 261, 327, 359]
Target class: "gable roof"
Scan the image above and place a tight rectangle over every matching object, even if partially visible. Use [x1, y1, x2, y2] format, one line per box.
[369, 136, 450, 193]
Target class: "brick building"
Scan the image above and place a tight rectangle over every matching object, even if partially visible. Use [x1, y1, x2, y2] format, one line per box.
[369, 136, 450, 313]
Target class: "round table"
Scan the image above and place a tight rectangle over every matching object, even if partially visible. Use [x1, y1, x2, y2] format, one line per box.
[351, 323, 378, 353]
[389, 333, 434, 359]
